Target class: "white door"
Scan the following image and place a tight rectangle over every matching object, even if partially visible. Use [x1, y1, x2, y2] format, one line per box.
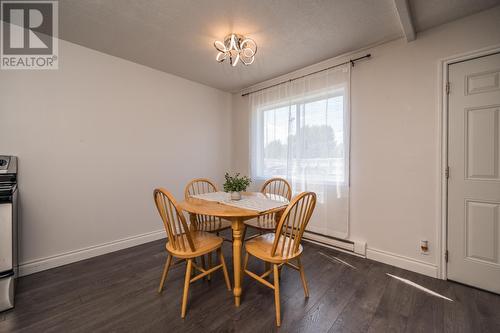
[448, 52, 500, 293]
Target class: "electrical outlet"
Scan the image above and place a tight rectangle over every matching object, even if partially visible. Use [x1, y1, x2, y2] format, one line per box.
[420, 240, 429, 255]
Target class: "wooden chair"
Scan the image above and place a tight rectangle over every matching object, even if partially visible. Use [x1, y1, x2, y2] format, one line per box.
[154, 188, 231, 318]
[244, 178, 292, 236]
[184, 178, 232, 234]
[185, 178, 233, 279]
[243, 191, 317, 327]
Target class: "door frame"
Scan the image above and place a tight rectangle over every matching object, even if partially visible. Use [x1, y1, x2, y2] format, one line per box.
[438, 44, 500, 280]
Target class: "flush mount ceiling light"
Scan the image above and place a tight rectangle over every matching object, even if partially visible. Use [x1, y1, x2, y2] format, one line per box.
[214, 33, 257, 67]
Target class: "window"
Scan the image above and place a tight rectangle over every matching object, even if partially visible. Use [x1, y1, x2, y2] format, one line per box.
[255, 91, 346, 183]
[249, 65, 350, 238]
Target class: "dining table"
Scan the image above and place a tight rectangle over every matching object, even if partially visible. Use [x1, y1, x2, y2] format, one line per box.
[178, 191, 288, 307]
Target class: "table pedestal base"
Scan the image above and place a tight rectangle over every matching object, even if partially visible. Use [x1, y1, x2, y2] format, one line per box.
[231, 219, 244, 307]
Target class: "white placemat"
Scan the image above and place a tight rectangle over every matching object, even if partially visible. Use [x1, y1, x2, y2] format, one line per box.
[191, 191, 230, 202]
[191, 191, 288, 213]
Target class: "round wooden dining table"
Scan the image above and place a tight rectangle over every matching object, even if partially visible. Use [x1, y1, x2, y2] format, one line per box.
[178, 192, 287, 307]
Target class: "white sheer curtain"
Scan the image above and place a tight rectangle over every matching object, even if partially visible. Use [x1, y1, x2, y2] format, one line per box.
[249, 64, 350, 238]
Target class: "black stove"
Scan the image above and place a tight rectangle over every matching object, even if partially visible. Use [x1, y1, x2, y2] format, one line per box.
[0, 156, 16, 201]
[0, 184, 16, 200]
[0, 155, 17, 312]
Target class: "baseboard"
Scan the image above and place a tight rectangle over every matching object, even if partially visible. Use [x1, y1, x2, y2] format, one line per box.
[303, 231, 367, 256]
[18, 229, 166, 277]
[302, 238, 366, 258]
[366, 247, 438, 278]
[17, 231, 439, 279]
[301, 236, 438, 278]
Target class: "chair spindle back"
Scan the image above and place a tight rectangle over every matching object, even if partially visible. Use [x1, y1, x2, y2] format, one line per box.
[184, 178, 222, 231]
[271, 192, 316, 258]
[261, 178, 292, 201]
[185, 178, 218, 198]
[154, 188, 195, 252]
[256, 178, 293, 229]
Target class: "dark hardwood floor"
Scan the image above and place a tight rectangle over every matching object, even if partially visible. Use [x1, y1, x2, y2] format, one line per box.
[1, 233, 500, 332]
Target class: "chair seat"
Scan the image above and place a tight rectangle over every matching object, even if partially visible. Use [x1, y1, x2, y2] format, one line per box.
[244, 216, 277, 231]
[196, 218, 232, 233]
[245, 233, 303, 264]
[166, 231, 223, 258]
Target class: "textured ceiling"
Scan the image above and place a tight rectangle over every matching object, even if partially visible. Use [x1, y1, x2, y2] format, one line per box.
[58, 0, 500, 92]
[410, 0, 500, 31]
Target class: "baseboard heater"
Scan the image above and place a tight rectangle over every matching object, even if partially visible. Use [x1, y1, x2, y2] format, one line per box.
[303, 230, 366, 256]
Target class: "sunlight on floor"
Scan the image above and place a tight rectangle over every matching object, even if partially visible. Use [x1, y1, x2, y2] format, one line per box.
[318, 251, 357, 269]
[386, 273, 454, 301]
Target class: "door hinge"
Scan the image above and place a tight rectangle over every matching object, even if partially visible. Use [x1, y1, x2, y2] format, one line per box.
[446, 82, 450, 95]
[445, 250, 449, 262]
[445, 166, 450, 179]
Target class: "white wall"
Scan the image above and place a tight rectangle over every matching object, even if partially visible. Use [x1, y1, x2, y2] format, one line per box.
[231, 6, 500, 277]
[0, 39, 232, 275]
[2, 6, 499, 279]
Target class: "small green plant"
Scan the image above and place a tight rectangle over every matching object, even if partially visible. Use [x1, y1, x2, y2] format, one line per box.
[223, 172, 251, 192]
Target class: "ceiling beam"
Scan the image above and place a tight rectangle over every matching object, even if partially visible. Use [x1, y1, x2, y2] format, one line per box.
[394, 0, 416, 42]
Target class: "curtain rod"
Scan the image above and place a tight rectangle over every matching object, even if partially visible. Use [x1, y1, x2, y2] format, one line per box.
[241, 53, 371, 97]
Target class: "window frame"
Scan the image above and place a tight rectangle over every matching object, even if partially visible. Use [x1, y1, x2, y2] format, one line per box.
[253, 87, 348, 185]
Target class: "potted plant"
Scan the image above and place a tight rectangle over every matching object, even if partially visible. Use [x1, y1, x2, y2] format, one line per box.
[223, 172, 251, 200]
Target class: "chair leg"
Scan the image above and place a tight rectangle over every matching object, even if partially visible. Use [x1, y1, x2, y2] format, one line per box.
[273, 264, 281, 327]
[181, 259, 193, 318]
[208, 252, 212, 281]
[243, 252, 249, 270]
[265, 261, 271, 277]
[218, 248, 231, 290]
[241, 226, 247, 242]
[158, 254, 172, 293]
[201, 255, 206, 280]
[298, 256, 309, 298]
[192, 257, 197, 277]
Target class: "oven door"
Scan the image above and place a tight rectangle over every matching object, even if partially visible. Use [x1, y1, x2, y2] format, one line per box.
[0, 200, 12, 273]
[0, 270, 14, 311]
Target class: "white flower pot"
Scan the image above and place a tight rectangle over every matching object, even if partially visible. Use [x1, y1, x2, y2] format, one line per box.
[230, 191, 242, 200]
